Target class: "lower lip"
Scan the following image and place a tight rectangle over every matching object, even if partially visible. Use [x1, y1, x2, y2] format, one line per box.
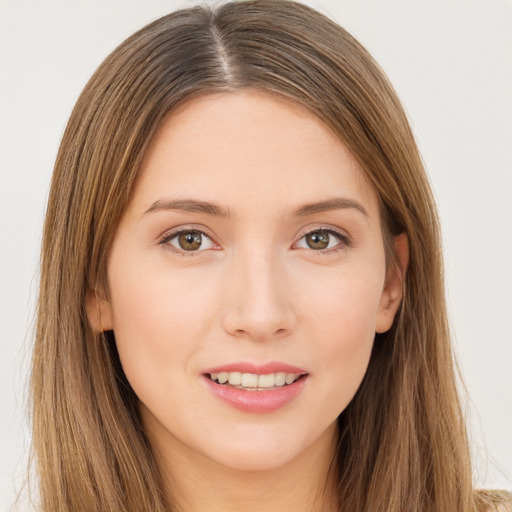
[203, 375, 308, 413]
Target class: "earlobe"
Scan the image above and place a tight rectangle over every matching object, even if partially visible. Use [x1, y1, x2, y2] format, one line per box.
[85, 287, 114, 332]
[376, 232, 409, 334]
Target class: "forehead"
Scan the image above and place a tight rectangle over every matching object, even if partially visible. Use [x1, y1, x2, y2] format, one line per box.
[131, 89, 378, 219]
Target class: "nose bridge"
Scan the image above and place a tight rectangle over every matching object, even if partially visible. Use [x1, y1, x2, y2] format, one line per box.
[222, 243, 295, 341]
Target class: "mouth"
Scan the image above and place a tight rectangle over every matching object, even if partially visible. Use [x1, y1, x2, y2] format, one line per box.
[202, 363, 309, 413]
[206, 371, 304, 391]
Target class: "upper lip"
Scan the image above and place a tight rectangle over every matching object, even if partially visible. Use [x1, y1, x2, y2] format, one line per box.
[202, 362, 308, 375]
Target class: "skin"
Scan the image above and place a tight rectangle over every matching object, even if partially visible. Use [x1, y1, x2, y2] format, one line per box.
[88, 90, 407, 512]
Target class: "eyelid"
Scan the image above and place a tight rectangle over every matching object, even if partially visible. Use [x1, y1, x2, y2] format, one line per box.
[158, 225, 220, 256]
[293, 226, 352, 253]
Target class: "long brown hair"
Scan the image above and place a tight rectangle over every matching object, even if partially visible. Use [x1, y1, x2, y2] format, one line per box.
[31, 1, 502, 510]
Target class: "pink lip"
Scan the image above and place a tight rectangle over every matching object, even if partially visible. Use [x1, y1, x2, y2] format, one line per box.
[203, 374, 308, 413]
[203, 362, 308, 375]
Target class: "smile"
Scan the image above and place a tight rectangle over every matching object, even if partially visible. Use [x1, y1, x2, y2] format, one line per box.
[207, 371, 301, 390]
[202, 363, 309, 413]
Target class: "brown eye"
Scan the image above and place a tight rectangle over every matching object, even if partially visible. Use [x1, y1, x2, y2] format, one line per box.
[296, 229, 348, 252]
[163, 229, 215, 252]
[178, 231, 203, 251]
[305, 231, 330, 250]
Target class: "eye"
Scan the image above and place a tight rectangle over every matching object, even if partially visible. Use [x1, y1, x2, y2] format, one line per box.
[295, 228, 349, 252]
[161, 229, 216, 252]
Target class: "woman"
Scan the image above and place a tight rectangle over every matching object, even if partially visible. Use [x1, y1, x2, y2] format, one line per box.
[30, 0, 510, 510]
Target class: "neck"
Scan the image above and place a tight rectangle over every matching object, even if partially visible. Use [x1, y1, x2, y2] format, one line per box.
[149, 422, 340, 512]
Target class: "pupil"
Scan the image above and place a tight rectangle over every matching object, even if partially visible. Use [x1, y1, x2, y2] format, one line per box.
[307, 231, 329, 250]
[179, 231, 202, 251]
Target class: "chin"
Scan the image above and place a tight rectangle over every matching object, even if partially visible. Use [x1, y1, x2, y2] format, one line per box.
[199, 423, 335, 474]
[206, 442, 303, 473]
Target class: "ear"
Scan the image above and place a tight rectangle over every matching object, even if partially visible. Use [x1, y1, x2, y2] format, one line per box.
[85, 286, 114, 332]
[376, 232, 409, 334]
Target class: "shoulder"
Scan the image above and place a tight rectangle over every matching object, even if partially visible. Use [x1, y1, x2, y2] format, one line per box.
[474, 489, 512, 512]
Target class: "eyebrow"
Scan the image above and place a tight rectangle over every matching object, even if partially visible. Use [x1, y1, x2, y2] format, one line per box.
[143, 199, 231, 218]
[292, 197, 368, 217]
[143, 196, 368, 218]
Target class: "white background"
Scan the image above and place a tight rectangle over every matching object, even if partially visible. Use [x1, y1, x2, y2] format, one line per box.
[1, 1, 511, 509]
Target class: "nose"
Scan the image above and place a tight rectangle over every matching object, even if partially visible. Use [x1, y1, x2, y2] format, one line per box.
[221, 247, 296, 342]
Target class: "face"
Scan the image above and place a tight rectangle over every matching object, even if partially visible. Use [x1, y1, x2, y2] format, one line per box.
[89, 90, 405, 474]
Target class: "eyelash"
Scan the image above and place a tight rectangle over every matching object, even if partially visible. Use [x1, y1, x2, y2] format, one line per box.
[158, 227, 351, 257]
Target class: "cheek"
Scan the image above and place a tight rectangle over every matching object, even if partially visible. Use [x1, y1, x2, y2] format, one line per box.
[299, 264, 384, 403]
[302, 261, 384, 340]
[107, 258, 220, 397]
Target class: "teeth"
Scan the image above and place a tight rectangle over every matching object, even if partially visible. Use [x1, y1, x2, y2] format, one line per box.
[241, 373, 258, 387]
[228, 372, 242, 386]
[257, 373, 275, 388]
[275, 372, 286, 386]
[285, 373, 297, 385]
[208, 371, 300, 389]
